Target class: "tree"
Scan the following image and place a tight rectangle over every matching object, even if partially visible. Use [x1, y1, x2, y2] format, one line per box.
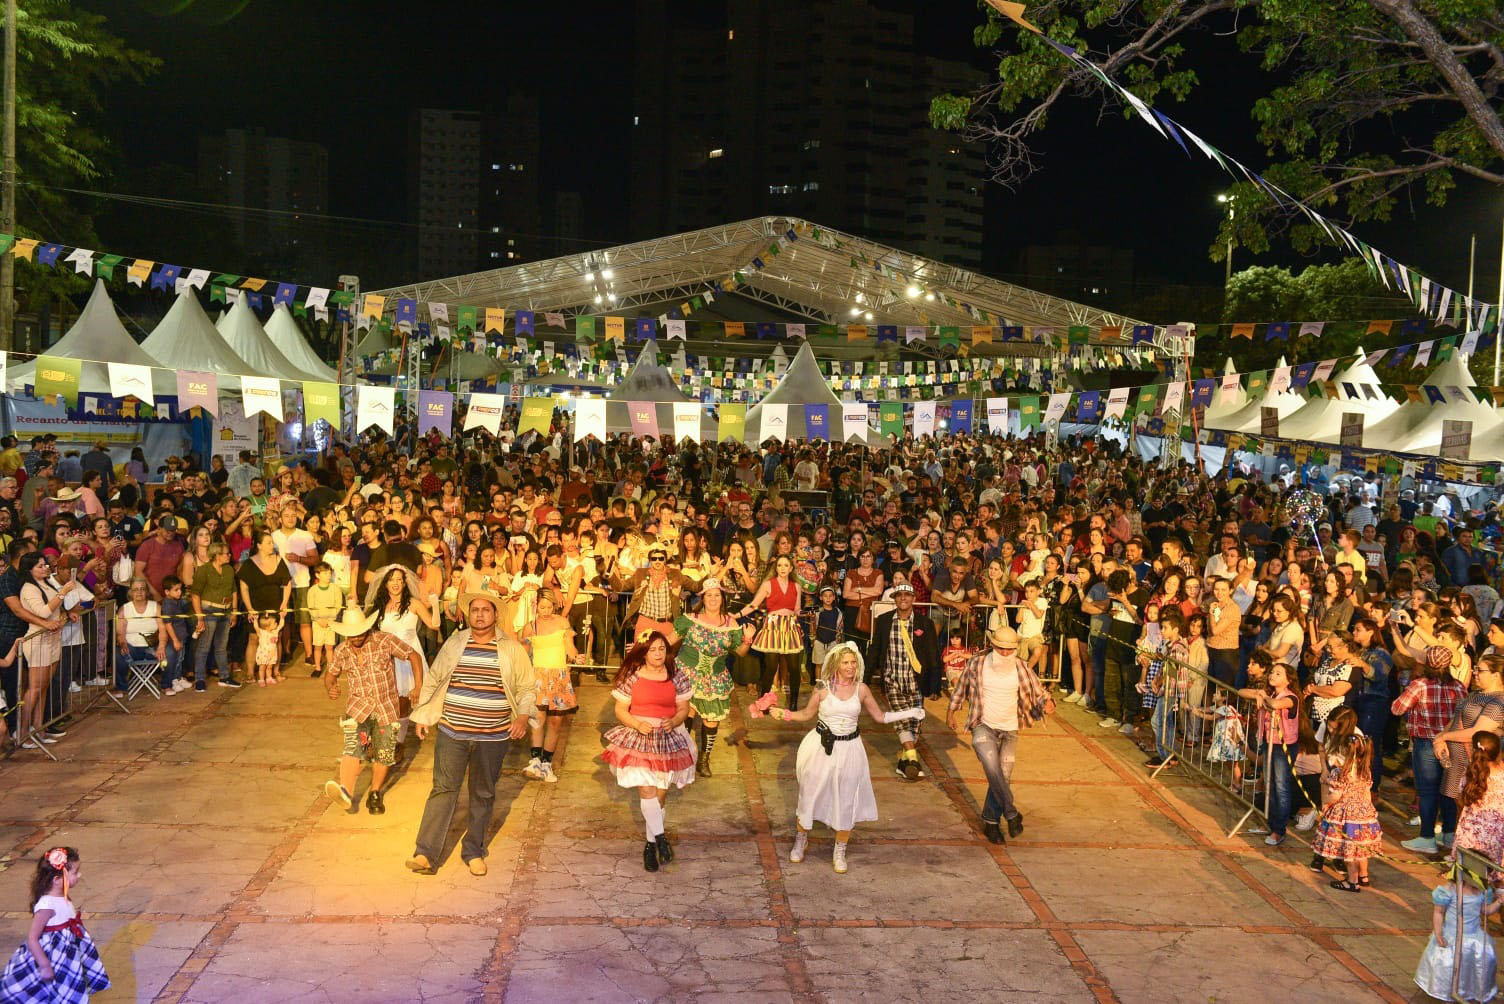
[932, 0, 1504, 262]
[10, 1, 158, 310]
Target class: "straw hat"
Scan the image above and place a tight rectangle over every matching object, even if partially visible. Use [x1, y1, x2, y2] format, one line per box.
[460, 591, 505, 619]
[332, 606, 380, 637]
[51, 487, 81, 502]
[988, 624, 1021, 649]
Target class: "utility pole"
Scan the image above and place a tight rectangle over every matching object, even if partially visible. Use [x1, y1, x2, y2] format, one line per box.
[1, 0, 17, 352]
[1469, 233, 1477, 303]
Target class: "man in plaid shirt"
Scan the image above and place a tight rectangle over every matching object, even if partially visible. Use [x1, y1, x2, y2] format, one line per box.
[322, 605, 423, 816]
[947, 624, 1054, 845]
[1391, 646, 1466, 853]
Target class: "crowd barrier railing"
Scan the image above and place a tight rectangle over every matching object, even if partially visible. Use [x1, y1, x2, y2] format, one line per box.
[7, 604, 123, 762]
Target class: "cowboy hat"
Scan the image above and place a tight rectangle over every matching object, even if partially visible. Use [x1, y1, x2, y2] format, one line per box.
[332, 605, 380, 637]
[988, 624, 1021, 649]
[460, 591, 506, 619]
[50, 487, 81, 502]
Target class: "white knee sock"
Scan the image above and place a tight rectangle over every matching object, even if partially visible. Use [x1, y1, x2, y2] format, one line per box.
[641, 798, 664, 839]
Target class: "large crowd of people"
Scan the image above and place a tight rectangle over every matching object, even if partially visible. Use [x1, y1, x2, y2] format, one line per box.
[0, 422, 1500, 898]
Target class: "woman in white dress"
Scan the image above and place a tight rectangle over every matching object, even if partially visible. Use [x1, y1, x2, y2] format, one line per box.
[769, 642, 923, 874]
[363, 566, 439, 743]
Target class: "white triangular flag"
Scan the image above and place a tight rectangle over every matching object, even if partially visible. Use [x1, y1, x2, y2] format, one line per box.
[1105, 387, 1130, 419]
[913, 401, 936, 437]
[180, 268, 210, 291]
[905, 326, 926, 344]
[356, 385, 395, 435]
[1268, 365, 1291, 393]
[107, 362, 154, 407]
[673, 402, 701, 443]
[464, 392, 506, 434]
[760, 403, 789, 442]
[842, 403, 869, 443]
[787, 323, 806, 340]
[986, 397, 1009, 433]
[313, 304, 329, 322]
[65, 248, 94, 276]
[241, 376, 283, 421]
[574, 398, 606, 442]
[303, 287, 330, 310]
[428, 301, 448, 322]
[666, 319, 686, 340]
[1219, 373, 1240, 403]
[1045, 393, 1071, 424]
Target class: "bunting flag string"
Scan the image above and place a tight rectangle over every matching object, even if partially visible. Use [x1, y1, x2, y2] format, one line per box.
[980, 0, 1494, 325]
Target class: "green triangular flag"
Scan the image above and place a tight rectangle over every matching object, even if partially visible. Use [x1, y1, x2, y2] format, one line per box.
[575, 315, 596, 342]
[938, 326, 960, 351]
[1019, 396, 1042, 429]
[95, 254, 124, 280]
[456, 305, 477, 333]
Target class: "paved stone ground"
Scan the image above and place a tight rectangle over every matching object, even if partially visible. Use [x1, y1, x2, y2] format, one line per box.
[0, 671, 1447, 1002]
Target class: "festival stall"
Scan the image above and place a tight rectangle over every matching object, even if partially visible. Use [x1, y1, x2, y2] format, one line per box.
[1205, 355, 1309, 433]
[1363, 352, 1500, 457]
[1275, 348, 1400, 444]
[744, 342, 844, 442]
[603, 339, 712, 441]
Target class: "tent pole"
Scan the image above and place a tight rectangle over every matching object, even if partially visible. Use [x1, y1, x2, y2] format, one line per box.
[1495, 216, 1503, 387]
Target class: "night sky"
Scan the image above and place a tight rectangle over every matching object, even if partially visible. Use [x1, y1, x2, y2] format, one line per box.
[82, 0, 1502, 302]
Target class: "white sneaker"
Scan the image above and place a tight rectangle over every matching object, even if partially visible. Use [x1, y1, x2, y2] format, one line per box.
[1098, 717, 1120, 728]
[1294, 809, 1318, 832]
[540, 762, 558, 784]
[833, 842, 848, 874]
[86, 676, 111, 688]
[522, 757, 545, 780]
[162, 685, 177, 697]
[1066, 692, 1083, 705]
[173, 679, 192, 693]
[1408, 816, 1422, 826]
[67, 682, 81, 694]
[790, 831, 808, 863]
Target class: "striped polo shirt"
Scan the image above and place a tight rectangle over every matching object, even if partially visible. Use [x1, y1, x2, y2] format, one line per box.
[439, 642, 512, 740]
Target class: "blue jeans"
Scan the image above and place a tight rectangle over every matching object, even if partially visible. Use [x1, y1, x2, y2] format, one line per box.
[1356, 696, 1388, 791]
[1089, 635, 1108, 713]
[971, 724, 1020, 825]
[1151, 698, 1176, 759]
[193, 610, 231, 685]
[1413, 742, 1456, 839]
[114, 644, 174, 690]
[1267, 741, 1294, 837]
[413, 731, 511, 864]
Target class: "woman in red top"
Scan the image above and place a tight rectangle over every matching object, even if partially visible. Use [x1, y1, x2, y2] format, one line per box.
[602, 633, 696, 872]
[741, 554, 808, 709]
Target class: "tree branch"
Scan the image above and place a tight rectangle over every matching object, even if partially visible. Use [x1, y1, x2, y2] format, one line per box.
[1367, 0, 1504, 162]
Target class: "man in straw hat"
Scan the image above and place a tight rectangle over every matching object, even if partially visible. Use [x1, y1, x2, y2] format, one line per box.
[865, 580, 942, 781]
[322, 604, 425, 815]
[946, 623, 1055, 845]
[405, 591, 535, 877]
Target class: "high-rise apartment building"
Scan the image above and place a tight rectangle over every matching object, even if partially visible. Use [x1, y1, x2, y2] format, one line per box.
[197, 127, 329, 268]
[629, 0, 986, 267]
[481, 96, 542, 267]
[409, 109, 482, 279]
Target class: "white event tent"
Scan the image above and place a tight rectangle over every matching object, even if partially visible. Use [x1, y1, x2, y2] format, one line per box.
[264, 305, 338, 382]
[745, 342, 843, 442]
[1205, 355, 1308, 434]
[216, 298, 326, 383]
[1363, 352, 1500, 457]
[1202, 357, 1246, 425]
[142, 288, 254, 392]
[1274, 348, 1399, 445]
[9, 279, 177, 397]
[604, 339, 710, 439]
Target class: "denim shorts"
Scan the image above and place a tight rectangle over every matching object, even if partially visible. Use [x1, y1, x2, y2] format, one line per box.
[340, 715, 399, 765]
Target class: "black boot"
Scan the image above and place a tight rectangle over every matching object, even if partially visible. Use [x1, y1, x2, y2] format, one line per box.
[643, 840, 659, 872]
[366, 789, 386, 815]
[655, 833, 673, 864]
[697, 726, 713, 777]
[982, 821, 1005, 845]
[1007, 814, 1024, 838]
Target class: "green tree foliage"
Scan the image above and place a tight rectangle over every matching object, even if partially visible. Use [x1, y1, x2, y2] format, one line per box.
[934, 0, 1504, 262]
[10, 1, 157, 309]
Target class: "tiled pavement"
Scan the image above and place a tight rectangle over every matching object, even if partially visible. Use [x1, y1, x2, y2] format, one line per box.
[0, 673, 1446, 1002]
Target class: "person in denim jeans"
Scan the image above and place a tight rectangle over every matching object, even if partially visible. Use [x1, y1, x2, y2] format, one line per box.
[947, 624, 1054, 845]
[1241, 661, 1302, 846]
[1350, 620, 1393, 791]
[189, 543, 237, 691]
[1392, 646, 1467, 854]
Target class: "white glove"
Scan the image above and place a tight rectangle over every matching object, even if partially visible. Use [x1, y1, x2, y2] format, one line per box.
[885, 706, 925, 724]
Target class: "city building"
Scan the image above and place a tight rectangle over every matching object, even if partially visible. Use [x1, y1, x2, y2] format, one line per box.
[629, 0, 986, 267]
[197, 127, 329, 270]
[409, 109, 482, 279]
[481, 96, 541, 266]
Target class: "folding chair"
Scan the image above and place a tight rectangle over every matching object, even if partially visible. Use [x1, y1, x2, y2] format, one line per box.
[125, 657, 164, 701]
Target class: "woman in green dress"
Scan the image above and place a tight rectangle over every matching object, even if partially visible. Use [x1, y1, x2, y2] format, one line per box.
[667, 577, 755, 776]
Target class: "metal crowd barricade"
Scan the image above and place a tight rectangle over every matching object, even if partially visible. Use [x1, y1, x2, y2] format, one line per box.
[9, 603, 125, 762]
[1094, 625, 1273, 838]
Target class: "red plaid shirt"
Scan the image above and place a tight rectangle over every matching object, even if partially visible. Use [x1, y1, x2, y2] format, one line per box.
[328, 632, 412, 725]
[1391, 677, 1465, 739]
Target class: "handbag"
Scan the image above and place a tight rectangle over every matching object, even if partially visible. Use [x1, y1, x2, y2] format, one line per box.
[112, 554, 134, 587]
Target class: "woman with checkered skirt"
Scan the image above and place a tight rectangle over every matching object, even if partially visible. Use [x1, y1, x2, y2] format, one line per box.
[1, 847, 109, 1004]
[739, 554, 807, 709]
[601, 632, 697, 873]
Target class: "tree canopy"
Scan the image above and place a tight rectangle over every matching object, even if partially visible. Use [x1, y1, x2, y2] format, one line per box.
[932, 0, 1504, 264]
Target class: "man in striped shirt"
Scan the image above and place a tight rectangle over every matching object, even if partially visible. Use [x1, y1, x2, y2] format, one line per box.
[406, 593, 535, 877]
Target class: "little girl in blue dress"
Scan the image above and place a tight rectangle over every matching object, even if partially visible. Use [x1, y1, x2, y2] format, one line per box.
[1414, 868, 1499, 1001]
[1, 847, 110, 1004]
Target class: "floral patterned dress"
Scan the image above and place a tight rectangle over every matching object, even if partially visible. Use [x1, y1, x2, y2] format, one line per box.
[1311, 760, 1384, 863]
[1456, 767, 1504, 867]
[674, 613, 743, 724]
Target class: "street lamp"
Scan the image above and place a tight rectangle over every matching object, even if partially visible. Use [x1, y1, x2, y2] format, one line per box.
[1217, 193, 1236, 290]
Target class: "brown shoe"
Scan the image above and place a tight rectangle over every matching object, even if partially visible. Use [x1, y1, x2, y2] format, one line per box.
[467, 857, 487, 877]
[405, 854, 434, 875]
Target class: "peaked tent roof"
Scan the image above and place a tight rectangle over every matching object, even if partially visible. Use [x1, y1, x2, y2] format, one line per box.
[216, 298, 323, 382]
[352, 323, 393, 359]
[746, 342, 843, 441]
[9, 279, 177, 395]
[369, 217, 1172, 359]
[1202, 357, 1246, 422]
[264, 305, 338, 382]
[142, 289, 254, 391]
[606, 340, 691, 403]
[1207, 356, 1309, 433]
[1364, 352, 1500, 456]
[1276, 348, 1399, 444]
